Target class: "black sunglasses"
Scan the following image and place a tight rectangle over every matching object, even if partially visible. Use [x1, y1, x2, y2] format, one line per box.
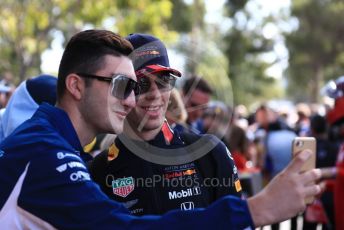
[77, 73, 140, 101]
[137, 73, 177, 94]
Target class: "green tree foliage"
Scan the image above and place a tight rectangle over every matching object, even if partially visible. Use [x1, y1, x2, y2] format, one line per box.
[167, 0, 194, 32]
[0, 0, 120, 83]
[0, 0, 182, 83]
[226, 0, 249, 17]
[286, 0, 344, 102]
[177, 0, 206, 75]
[113, 0, 179, 41]
[173, 0, 236, 104]
[223, 0, 283, 106]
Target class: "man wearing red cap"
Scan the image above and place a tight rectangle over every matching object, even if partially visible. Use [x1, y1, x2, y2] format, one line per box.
[90, 33, 242, 215]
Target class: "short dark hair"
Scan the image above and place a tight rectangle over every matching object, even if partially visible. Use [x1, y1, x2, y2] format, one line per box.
[182, 76, 213, 95]
[57, 29, 133, 100]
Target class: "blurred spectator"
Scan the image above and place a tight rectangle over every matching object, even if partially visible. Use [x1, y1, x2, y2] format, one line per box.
[278, 110, 289, 128]
[0, 74, 57, 142]
[234, 104, 249, 129]
[295, 103, 311, 136]
[255, 104, 296, 230]
[0, 80, 13, 109]
[181, 76, 213, 133]
[0, 82, 11, 93]
[166, 88, 188, 133]
[311, 115, 339, 168]
[201, 101, 231, 139]
[226, 124, 256, 172]
[256, 105, 296, 178]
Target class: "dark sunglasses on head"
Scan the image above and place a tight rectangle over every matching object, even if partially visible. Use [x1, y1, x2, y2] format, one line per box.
[137, 73, 177, 94]
[77, 73, 140, 100]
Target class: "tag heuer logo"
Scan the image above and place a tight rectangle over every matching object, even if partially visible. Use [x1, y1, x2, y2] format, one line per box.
[112, 177, 135, 197]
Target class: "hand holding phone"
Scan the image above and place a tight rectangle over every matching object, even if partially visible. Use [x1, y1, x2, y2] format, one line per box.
[292, 137, 316, 204]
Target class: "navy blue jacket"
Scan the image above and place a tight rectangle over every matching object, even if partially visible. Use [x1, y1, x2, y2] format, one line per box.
[90, 124, 242, 216]
[0, 103, 254, 229]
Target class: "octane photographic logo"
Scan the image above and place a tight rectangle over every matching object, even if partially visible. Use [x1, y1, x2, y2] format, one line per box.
[108, 38, 234, 165]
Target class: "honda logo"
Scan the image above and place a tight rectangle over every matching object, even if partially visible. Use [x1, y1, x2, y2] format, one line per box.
[180, 201, 194, 211]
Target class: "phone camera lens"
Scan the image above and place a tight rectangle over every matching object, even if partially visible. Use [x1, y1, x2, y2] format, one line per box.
[296, 141, 303, 147]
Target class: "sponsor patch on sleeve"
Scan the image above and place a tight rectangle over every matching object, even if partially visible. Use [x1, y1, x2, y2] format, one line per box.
[53, 151, 91, 182]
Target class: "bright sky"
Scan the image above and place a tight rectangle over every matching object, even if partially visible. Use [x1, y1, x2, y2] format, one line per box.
[41, 0, 292, 78]
[205, 0, 292, 79]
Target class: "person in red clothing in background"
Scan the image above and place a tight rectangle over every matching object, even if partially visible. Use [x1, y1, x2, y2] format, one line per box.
[334, 146, 344, 229]
[321, 76, 344, 229]
[226, 124, 258, 172]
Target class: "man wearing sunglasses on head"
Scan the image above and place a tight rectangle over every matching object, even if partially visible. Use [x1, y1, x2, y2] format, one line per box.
[0, 29, 322, 229]
[90, 33, 243, 216]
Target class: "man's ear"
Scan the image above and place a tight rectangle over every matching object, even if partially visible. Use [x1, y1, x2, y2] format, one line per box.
[65, 74, 84, 100]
